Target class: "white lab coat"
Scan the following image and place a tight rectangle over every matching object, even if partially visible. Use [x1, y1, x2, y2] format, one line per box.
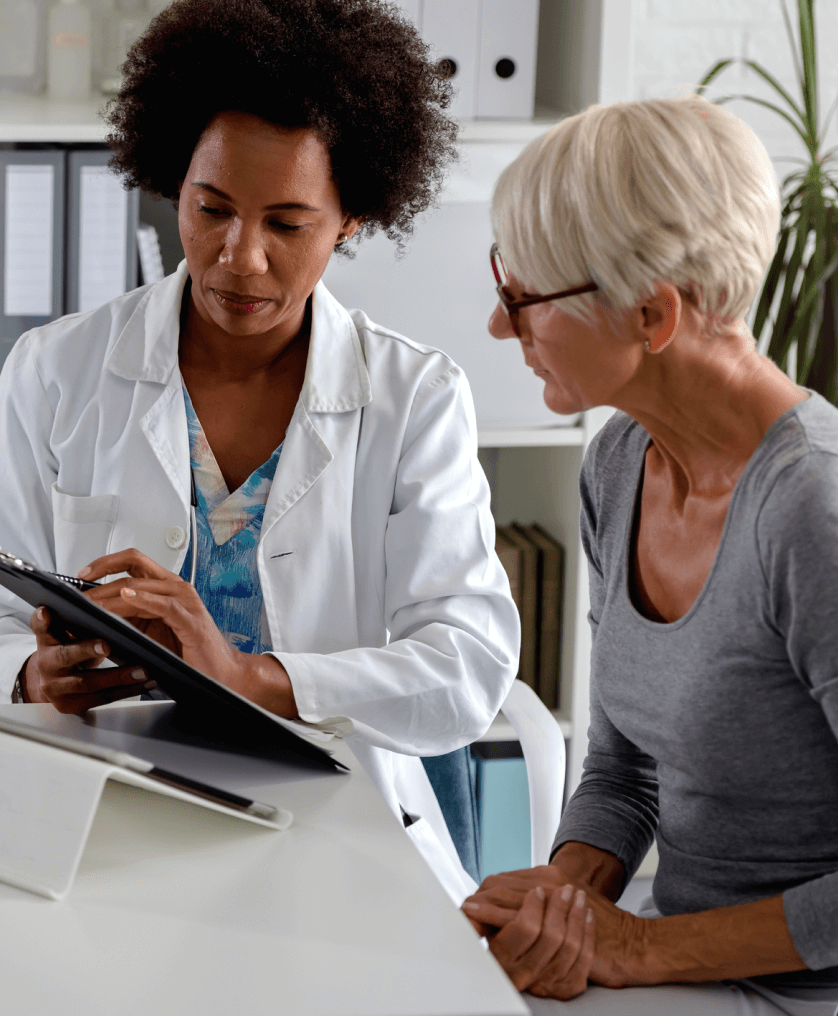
[0, 262, 519, 902]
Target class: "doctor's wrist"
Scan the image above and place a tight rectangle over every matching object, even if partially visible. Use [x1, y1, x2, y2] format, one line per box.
[238, 652, 298, 720]
[12, 659, 30, 702]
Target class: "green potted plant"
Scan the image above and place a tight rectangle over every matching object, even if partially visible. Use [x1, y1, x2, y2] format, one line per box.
[698, 0, 838, 402]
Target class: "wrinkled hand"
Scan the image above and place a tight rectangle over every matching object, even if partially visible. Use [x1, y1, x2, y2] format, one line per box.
[463, 882, 594, 999]
[463, 868, 649, 995]
[22, 605, 156, 713]
[462, 864, 583, 938]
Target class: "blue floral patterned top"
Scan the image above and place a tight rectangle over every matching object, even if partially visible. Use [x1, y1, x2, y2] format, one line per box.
[179, 387, 282, 654]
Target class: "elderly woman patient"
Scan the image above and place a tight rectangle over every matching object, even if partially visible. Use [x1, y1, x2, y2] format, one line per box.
[464, 95, 838, 1015]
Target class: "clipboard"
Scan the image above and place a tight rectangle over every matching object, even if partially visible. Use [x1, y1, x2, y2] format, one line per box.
[0, 549, 348, 772]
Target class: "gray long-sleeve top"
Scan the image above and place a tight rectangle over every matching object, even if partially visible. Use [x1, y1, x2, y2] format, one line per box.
[554, 394, 838, 987]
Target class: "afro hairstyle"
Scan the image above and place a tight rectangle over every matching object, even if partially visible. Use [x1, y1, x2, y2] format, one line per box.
[105, 0, 458, 249]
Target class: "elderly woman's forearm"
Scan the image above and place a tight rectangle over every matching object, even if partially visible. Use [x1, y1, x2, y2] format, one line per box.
[631, 894, 806, 985]
[551, 841, 625, 903]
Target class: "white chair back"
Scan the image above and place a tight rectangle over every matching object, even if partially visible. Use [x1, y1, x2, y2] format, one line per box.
[499, 680, 566, 867]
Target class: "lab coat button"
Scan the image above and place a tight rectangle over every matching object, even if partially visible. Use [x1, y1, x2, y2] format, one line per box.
[166, 526, 187, 549]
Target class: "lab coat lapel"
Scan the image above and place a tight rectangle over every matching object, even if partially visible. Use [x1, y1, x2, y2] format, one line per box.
[260, 282, 371, 654]
[107, 262, 190, 499]
[106, 263, 193, 569]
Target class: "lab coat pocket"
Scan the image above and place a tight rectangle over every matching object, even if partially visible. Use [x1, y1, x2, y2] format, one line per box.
[51, 484, 119, 576]
[403, 815, 478, 907]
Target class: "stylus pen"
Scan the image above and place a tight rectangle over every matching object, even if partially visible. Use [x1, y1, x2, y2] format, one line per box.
[0, 716, 278, 820]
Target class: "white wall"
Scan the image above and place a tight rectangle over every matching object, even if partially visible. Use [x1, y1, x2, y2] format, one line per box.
[629, 0, 838, 176]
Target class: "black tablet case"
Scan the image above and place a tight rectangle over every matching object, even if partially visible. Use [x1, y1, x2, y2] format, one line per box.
[0, 553, 346, 772]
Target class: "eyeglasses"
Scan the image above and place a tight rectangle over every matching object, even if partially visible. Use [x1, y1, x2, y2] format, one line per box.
[490, 243, 598, 337]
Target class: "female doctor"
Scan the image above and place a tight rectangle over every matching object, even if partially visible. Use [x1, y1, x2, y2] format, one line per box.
[0, 0, 519, 901]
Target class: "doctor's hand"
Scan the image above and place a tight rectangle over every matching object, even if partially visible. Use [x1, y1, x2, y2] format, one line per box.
[81, 549, 299, 718]
[20, 605, 158, 713]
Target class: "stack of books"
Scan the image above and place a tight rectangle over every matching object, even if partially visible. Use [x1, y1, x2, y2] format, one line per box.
[495, 523, 564, 709]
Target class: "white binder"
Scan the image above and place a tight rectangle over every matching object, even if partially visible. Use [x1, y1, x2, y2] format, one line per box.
[0, 150, 65, 367]
[476, 0, 539, 119]
[66, 149, 139, 315]
[421, 0, 480, 120]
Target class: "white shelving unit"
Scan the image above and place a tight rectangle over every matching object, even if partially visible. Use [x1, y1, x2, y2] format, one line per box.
[0, 93, 110, 143]
[0, 93, 564, 146]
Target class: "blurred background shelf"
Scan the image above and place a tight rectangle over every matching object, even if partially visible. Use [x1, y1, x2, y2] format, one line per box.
[0, 92, 108, 143]
[0, 92, 564, 146]
[477, 425, 584, 448]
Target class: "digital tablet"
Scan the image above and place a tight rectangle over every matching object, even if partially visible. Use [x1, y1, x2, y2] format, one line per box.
[0, 549, 347, 772]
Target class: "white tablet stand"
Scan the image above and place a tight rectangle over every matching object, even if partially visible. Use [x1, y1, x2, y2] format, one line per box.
[0, 731, 291, 900]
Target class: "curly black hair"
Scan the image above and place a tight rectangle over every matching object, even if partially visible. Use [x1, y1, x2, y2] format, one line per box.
[106, 0, 458, 249]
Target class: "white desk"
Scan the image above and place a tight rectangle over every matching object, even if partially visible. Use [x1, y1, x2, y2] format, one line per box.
[0, 702, 530, 1016]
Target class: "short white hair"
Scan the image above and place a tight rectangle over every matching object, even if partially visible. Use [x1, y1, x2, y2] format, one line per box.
[491, 94, 780, 325]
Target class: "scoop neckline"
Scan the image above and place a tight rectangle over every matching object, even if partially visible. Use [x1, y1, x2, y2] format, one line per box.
[619, 394, 812, 632]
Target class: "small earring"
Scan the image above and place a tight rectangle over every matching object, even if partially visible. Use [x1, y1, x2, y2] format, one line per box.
[644, 340, 651, 352]
[337, 234, 347, 244]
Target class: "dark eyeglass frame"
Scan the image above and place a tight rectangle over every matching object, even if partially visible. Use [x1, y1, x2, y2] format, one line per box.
[490, 242, 598, 337]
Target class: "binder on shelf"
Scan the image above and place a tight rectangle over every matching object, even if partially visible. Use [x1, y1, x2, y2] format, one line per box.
[137, 222, 165, 285]
[476, 0, 539, 119]
[421, 0, 480, 120]
[514, 522, 564, 710]
[66, 148, 139, 315]
[0, 149, 65, 363]
[497, 523, 539, 691]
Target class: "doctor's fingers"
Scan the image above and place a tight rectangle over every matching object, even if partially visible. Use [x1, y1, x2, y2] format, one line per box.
[42, 673, 158, 715]
[79, 548, 174, 583]
[502, 887, 591, 994]
[90, 576, 202, 615]
[104, 586, 216, 650]
[29, 612, 110, 670]
[47, 665, 153, 697]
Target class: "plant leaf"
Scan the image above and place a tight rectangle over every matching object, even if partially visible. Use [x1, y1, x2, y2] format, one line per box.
[798, 0, 818, 135]
[780, 0, 805, 94]
[767, 200, 811, 363]
[697, 58, 736, 95]
[711, 94, 811, 150]
[808, 270, 838, 401]
[820, 88, 838, 142]
[743, 60, 806, 124]
[753, 227, 792, 342]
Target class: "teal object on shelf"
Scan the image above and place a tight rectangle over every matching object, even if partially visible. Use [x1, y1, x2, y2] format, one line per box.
[472, 748, 531, 878]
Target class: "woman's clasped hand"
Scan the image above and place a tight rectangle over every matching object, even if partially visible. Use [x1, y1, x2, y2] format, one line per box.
[22, 549, 296, 717]
[463, 866, 649, 999]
